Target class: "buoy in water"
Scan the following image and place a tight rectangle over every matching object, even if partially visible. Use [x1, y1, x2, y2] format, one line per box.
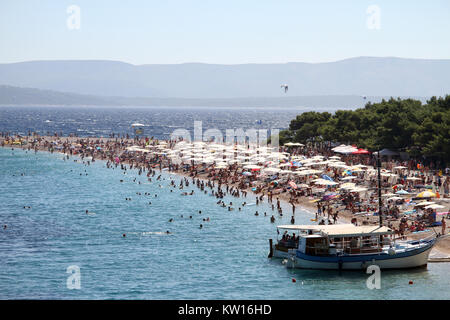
[292, 278, 296, 283]
[409, 280, 413, 285]
[122, 233, 126, 237]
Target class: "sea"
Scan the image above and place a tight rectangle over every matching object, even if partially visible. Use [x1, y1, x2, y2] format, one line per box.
[1, 106, 450, 299]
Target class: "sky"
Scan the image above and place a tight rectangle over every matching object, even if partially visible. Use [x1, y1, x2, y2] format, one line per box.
[0, 0, 449, 65]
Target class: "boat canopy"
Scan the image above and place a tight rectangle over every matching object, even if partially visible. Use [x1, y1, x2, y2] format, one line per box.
[277, 224, 355, 231]
[277, 224, 393, 237]
[322, 225, 393, 238]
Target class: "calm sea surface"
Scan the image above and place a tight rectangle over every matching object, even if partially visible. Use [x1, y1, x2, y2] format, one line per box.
[1, 106, 450, 299]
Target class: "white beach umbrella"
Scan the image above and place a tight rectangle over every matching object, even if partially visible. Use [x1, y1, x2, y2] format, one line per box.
[243, 164, 261, 170]
[424, 204, 445, 209]
[387, 197, 403, 201]
[416, 201, 436, 206]
[340, 182, 356, 189]
[351, 187, 368, 193]
[381, 193, 397, 197]
[264, 167, 281, 174]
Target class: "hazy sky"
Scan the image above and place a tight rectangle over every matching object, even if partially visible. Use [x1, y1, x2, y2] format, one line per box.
[1, 0, 449, 64]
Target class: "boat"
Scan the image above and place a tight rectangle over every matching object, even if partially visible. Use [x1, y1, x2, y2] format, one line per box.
[272, 224, 441, 270]
[267, 149, 441, 270]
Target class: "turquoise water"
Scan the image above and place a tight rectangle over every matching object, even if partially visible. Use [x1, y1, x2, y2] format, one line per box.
[1, 147, 450, 299]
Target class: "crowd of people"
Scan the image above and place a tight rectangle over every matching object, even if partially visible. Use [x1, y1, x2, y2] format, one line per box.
[2, 132, 449, 245]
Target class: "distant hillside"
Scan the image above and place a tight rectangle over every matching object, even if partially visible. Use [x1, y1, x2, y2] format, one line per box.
[0, 57, 449, 98]
[0, 85, 429, 109]
[0, 85, 111, 105]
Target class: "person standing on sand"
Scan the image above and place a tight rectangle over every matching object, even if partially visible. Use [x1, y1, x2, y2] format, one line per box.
[442, 217, 446, 235]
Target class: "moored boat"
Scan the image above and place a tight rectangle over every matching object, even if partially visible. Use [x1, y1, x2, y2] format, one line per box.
[277, 224, 440, 270]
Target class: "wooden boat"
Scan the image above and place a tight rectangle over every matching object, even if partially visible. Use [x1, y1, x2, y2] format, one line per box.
[277, 224, 439, 270]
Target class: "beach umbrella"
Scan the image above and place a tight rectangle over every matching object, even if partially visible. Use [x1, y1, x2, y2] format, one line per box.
[424, 204, 445, 210]
[340, 182, 356, 189]
[395, 189, 410, 195]
[350, 187, 368, 193]
[387, 197, 403, 201]
[279, 163, 292, 167]
[334, 146, 358, 154]
[243, 164, 261, 170]
[416, 201, 436, 206]
[382, 193, 397, 197]
[417, 191, 437, 198]
[314, 180, 338, 186]
[352, 148, 371, 155]
[242, 171, 252, 176]
[322, 194, 338, 201]
[289, 181, 298, 189]
[321, 174, 334, 182]
[264, 167, 281, 174]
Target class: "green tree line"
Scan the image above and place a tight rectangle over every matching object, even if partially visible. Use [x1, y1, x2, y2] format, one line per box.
[279, 96, 450, 165]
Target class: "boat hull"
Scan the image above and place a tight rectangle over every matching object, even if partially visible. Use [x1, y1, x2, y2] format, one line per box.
[272, 245, 290, 259]
[287, 240, 435, 270]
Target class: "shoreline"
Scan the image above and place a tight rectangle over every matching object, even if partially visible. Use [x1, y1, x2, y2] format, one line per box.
[2, 135, 449, 257]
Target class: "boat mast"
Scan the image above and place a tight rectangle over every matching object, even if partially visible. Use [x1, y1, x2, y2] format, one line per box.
[377, 150, 383, 226]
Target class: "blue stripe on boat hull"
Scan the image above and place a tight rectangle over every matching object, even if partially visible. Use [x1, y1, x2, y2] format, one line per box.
[295, 240, 435, 263]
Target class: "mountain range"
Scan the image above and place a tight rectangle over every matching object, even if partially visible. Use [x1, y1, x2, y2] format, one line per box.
[0, 57, 449, 99]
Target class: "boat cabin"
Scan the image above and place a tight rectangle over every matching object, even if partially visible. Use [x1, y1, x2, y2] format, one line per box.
[277, 224, 394, 257]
